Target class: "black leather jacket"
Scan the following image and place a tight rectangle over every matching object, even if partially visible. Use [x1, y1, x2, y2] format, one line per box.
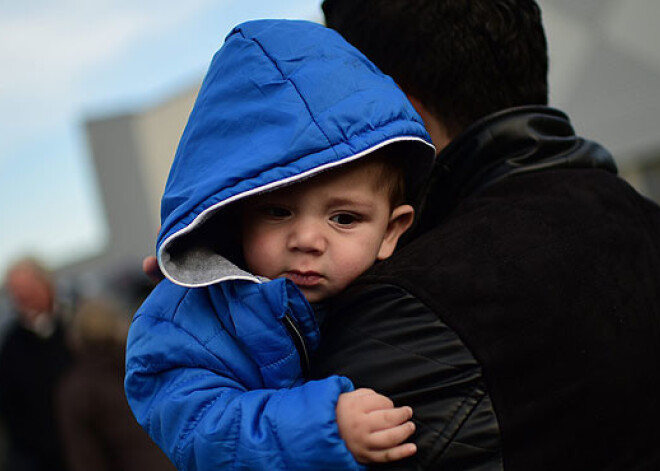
[311, 106, 660, 470]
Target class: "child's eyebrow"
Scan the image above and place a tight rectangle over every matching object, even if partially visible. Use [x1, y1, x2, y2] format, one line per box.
[324, 196, 376, 209]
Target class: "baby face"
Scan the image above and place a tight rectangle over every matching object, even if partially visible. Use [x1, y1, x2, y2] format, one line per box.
[240, 161, 412, 302]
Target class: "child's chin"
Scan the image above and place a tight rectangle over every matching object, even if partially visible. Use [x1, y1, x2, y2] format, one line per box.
[300, 288, 328, 304]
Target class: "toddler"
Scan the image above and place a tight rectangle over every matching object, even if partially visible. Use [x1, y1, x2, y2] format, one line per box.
[124, 19, 434, 471]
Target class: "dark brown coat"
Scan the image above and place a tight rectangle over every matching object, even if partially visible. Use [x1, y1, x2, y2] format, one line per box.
[56, 344, 176, 471]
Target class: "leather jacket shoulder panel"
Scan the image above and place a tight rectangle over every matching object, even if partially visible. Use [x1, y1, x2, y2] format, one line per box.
[411, 106, 617, 237]
[312, 283, 502, 470]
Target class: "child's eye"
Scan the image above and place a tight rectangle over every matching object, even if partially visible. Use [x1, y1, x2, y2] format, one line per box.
[263, 206, 291, 218]
[330, 213, 359, 226]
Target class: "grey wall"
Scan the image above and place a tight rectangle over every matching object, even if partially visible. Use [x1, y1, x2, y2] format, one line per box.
[85, 114, 158, 264]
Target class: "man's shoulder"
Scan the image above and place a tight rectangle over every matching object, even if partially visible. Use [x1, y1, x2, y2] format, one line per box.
[354, 166, 660, 308]
[379, 167, 659, 262]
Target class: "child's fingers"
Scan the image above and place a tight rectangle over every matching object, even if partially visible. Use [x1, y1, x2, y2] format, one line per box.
[367, 406, 414, 431]
[363, 442, 418, 463]
[347, 389, 394, 413]
[367, 420, 416, 449]
[350, 388, 376, 397]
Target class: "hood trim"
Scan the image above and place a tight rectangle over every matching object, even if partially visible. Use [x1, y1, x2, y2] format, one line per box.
[158, 136, 435, 288]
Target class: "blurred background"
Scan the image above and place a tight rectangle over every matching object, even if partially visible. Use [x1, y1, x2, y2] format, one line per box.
[0, 0, 659, 466]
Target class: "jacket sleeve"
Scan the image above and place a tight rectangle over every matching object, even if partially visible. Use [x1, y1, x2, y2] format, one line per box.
[125, 309, 361, 471]
[311, 282, 503, 470]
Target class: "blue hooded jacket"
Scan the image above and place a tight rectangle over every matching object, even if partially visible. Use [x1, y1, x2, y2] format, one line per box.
[125, 20, 434, 471]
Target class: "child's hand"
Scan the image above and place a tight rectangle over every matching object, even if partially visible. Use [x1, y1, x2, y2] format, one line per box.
[142, 255, 163, 282]
[336, 388, 417, 464]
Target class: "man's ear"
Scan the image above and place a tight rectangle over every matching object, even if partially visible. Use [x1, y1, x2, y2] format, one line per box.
[377, 204, 415, 260]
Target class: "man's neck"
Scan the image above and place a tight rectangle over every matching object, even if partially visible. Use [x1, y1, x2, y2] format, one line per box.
[406, 95, 453, 153]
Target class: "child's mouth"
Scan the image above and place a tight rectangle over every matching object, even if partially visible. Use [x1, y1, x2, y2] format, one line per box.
[284, 271, 323, 287]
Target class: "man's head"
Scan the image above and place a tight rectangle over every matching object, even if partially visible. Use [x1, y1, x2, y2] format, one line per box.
[322, 0, 549, 145]
[5, 258, 55, 326]
[239, 150, 414, 302]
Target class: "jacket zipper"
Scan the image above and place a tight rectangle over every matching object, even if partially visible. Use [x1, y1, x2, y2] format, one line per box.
[282, 313, 310, 378]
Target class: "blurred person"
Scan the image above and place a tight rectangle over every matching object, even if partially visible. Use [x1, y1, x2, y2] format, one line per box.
[306, 0, 660, 469]
[55, 298, 175, 471]
[0, 258, 72, 471]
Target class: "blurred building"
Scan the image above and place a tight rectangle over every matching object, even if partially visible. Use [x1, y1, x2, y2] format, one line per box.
[85, 84, 200, 267]
[538, 0, 660, 200]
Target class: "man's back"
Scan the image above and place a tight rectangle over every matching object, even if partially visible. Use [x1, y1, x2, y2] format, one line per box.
[313, 108, 660, 470]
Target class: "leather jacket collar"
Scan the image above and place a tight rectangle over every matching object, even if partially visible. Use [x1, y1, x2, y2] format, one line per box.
[411, 106, 617, 237]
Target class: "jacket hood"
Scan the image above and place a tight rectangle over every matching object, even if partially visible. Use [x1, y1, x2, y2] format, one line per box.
[157, 20, 434, 287]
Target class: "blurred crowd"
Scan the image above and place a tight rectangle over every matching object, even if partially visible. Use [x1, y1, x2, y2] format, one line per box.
[0, 257, 175, 471]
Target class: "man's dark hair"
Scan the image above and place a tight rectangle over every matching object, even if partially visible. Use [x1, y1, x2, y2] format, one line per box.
[323, 0, 549, 136]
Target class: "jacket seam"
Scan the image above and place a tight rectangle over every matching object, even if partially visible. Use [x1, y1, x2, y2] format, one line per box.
[344, 319, 474, 372]
[176, 391, 236, 469]
[269, 392, 290, 470]
[261, 346, 298, 371]
[131, 284, 191, 325]
[343, 284, 478, 372]
[237, 28, 337, 159]
[229, 402, 240, 471]
[173, 381, 225, 468]
[335, 282, 498, 465]
[425, 384, 488, 466]
[133, 313, 242, 436]
[133, 315, 233, 370]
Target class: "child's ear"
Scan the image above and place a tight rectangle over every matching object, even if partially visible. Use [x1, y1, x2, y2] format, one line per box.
[377, 204, 415, 260]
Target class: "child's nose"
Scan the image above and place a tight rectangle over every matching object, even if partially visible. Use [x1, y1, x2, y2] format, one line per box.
[287, 218, 327, 254]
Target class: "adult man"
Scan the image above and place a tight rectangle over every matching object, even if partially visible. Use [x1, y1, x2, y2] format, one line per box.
[311, 1, 660, 470]
[0, 258, 71, 471]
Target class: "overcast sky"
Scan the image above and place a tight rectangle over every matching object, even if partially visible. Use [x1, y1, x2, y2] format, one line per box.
[0, 0, 321, 276]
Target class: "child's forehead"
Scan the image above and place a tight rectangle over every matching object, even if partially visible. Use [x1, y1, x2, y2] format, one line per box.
[259, 158, 385, 198]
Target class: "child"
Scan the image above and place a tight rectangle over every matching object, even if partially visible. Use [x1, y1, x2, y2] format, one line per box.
[124, 19, 434, 471]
